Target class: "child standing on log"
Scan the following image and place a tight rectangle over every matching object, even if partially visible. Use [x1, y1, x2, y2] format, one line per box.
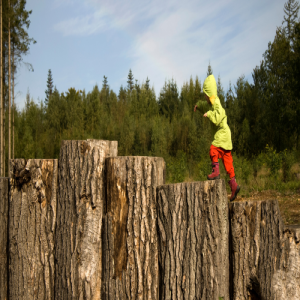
[194, 74, 240, 201]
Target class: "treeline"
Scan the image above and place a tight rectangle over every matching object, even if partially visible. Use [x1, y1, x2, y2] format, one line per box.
[0, 0, 35, 176]
[2, 0, 300, 180]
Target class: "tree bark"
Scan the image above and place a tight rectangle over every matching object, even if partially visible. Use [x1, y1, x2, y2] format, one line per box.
[0, 177, 9, 300]
[0, 0, 3, 177]
[12, 45, 14, 160]
[156, 179, 230, 300]
[9, 159, 58, 299]
[55, 140, 118, 300]
[230, 200, 300, 300]
[102, 156, 165, 300]
[8, 0, 11, 177]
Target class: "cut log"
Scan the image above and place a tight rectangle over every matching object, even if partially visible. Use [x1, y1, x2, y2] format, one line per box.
[55, 140, 117, 300]
[9, 159, 58, 300]
[156, 179, 230, 300]
[0, 177, 9, 300]
[230, 200, 300, 300]
[102, 156, 165, 300]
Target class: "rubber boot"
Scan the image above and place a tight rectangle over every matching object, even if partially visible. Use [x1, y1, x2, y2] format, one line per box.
[228, 177, 240, 201]
[207, 162, 220, 180]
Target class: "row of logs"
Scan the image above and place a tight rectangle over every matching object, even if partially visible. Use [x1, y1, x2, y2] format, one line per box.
[0, 139, 299, 300]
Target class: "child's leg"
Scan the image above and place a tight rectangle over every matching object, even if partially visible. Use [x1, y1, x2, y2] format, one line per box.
[209, 145, 221, 163]
[221, 150, 235, 178]
[221, 150, 240, 201]
[208, 145, 221, 180]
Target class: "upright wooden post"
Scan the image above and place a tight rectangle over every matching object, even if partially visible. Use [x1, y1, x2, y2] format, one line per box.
[102, 156, 165, 300]
[0, 177, 9, 300]
[230, 200, 300, 300]
[9, 159, 58, 299]
[156, 179, 230, 300]
[55, 140, 117, 300]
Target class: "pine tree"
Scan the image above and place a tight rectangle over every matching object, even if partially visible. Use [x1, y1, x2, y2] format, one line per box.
[282, 0, 299, 41]
[217, 75, 225, 106]
[145, 77, 150, 90]
[127, 69, 134, 91]
[194, 76, 201, 104]
[45, 69, 53, 106]
[207, 62, 213, 77]
[102, 75, 108, 90]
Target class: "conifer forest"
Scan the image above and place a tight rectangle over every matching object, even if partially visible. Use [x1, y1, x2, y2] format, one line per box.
[1, 0, 300, 199]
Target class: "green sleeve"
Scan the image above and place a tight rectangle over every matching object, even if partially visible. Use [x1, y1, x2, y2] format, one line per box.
[206, 101, 225, 126]
[196, 100, 210, 113]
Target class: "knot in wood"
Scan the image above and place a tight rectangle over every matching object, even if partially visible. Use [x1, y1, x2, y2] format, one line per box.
[80, 141, 91, 155]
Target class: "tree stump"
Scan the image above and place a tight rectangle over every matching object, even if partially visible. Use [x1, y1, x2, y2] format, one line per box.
[102, 156, 165, 300]
[156, 179, 230, 300]
[55, 140, 117, 300]
[9, 159, 58, 300]
[230, 200, 300, 300]
[0, 177, 9, 300]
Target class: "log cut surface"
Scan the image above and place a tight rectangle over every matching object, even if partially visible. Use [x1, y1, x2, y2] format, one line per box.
[9, 159, 58, 300]
[103, 156, 165, 300]
[230, 200, 300, 300]
[55, 140, 117, 300]
[0, 177, 9, 300]
[156, 179, 230, 300]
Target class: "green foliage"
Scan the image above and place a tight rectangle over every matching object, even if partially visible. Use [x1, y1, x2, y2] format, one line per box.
[281, 149, 295, 182]
[197, 160, 212, 181]
[166, 151, 187, 183]
[264, 145, 282, 178]
[45, 69, 53, 106]
[233, 155, 253, 184]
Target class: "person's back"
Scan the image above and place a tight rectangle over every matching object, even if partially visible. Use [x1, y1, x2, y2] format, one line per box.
[194, 74, 240, 201]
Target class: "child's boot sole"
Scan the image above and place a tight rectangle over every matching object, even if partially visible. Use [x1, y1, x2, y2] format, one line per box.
[230, 185, 240, 201]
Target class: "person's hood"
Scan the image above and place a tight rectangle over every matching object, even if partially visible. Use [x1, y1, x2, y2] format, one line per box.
[203, 74, 217, 105]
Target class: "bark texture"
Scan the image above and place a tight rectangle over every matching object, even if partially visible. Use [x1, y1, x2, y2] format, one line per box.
[0, 177, 8, 300]
[230, 200, 300, 300]
[55, 140, 118, 300]
[103, 156, 165, 300]
[9, 159, 58, 300]
[157, 179, 230, 300]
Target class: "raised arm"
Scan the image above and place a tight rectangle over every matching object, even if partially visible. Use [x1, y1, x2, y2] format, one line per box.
[194, 100, 210, 113]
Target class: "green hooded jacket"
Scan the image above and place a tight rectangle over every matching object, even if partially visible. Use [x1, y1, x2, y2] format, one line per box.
[196, 74, 233, 150]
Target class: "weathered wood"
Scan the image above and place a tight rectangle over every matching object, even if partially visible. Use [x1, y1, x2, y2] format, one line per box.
[156, 179, 230, 300]
[230, 200, 300, 300]
[55, 140, 118, 300]
[0, 177, 9, 300]
[9, 159, 58, 300]
[103, 156, 165, 300]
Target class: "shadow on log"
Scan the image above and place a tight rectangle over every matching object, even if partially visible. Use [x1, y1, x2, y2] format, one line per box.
[9, 159, 58, 299]
[55, 140, 117, 300]
[0, 177, 9, 300]
[230, 200, 300, 300]
[103, 156, 165, 300]
[157, 179, 230, 300]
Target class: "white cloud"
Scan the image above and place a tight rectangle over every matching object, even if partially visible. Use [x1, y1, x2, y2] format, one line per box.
[54, 10, 109, 36]
[54, 0, 284, 94]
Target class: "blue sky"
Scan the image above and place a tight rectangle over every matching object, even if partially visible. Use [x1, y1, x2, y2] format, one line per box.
[15, 0, 285, 110]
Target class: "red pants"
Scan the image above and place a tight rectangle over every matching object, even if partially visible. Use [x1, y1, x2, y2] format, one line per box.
[209, 144, 235, 178]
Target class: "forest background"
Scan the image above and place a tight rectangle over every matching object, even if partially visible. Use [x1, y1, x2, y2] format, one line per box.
[1, 0, 300, 224]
